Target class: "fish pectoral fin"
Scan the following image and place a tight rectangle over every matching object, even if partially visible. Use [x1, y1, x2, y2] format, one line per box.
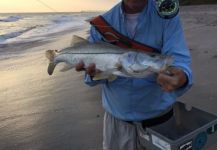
[60, 64, 74, 72]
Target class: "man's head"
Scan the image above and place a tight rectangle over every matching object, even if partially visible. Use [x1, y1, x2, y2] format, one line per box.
[123, 0, 179, 19]
[123, 0, 147, 14]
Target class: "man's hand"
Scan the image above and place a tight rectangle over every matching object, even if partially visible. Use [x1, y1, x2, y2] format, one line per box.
[75, 61, 101, 77]
[157, 67, 187, 92]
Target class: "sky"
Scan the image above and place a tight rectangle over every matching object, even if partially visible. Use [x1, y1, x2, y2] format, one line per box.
[0, 0, 120, 13]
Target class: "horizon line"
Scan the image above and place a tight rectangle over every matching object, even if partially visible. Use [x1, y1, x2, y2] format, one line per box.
[0, 10, 106, 14]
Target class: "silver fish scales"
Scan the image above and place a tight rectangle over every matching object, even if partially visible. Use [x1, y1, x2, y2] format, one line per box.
[45, 36, 173, 80]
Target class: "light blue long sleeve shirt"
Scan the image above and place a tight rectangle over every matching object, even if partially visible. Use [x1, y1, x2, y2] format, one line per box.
[84, 1, 193, 121]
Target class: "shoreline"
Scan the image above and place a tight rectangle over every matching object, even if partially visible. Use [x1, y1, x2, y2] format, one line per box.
[0, 24, 90, 61]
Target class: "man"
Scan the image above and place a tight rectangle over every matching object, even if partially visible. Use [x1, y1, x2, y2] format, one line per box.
[76, 0, 193, 149]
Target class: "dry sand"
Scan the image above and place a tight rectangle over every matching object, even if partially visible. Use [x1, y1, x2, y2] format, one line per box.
[0, 5, 217, 150]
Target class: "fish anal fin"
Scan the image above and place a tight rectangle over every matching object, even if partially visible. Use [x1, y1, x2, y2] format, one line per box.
[107, 75, 117, 82]
[92, 74, 117, 82]
[92, 73, 108, 81]
[92, 69, 118, 82]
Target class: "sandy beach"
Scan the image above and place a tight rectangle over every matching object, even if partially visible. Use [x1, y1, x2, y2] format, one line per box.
[0, 5, 217, 150]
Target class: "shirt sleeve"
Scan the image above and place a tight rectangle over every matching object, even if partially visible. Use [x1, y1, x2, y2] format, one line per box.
[88, 26, 103, 43]
[162, 16, 193, 97]
[84, 26, 107, 87]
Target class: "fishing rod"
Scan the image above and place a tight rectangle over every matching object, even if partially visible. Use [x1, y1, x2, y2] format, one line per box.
[35, 0, 59, 12]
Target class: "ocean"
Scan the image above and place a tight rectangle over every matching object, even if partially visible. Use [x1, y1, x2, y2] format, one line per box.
[0, 12, 99, 45]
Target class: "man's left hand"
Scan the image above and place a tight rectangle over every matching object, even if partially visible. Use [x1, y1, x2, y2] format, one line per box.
[157, 67, 187, 92]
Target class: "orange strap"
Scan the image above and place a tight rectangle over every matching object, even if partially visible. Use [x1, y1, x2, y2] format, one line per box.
[90, 15, 159, 53]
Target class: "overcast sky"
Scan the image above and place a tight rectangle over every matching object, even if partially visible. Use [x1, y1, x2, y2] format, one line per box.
[0, 0, 120, 13]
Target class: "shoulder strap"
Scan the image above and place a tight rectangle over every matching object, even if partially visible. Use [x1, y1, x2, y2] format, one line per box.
[90, 15, 159, 53]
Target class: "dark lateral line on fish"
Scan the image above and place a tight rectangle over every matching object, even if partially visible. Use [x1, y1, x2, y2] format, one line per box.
[60, 52, 124, 54]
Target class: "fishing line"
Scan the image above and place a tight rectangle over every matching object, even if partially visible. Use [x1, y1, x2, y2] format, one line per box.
[35, 0, 59, 12]
[35, 0, 116, 40]
[35, 0, 114, 27]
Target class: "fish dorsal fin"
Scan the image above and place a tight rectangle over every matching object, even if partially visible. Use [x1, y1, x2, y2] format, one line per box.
[93, 41, 130, 53]
[71, 35, 89, 46]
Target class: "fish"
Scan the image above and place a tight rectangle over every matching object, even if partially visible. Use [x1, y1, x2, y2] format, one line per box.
[45, 35, 173, 80]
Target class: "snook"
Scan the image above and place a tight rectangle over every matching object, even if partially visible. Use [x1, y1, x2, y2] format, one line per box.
[45, 36, 173, 80]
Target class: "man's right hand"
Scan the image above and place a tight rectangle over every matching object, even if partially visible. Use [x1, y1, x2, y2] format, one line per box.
[75, 61, 101, 77]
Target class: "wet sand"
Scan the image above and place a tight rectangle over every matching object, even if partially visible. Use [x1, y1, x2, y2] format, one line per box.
[1, 5, 217, 150]
[0, 26, 104, 150]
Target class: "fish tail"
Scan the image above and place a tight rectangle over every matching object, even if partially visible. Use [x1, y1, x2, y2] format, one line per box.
[45, 50, 58, 75]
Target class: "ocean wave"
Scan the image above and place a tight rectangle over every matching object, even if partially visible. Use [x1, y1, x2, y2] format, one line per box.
[0, 26, 37, 43]
[52, 15, 77, 24]
[0, 13, 89, 45]
[0, 16, 22, 22]
[18, 21, 85, 40]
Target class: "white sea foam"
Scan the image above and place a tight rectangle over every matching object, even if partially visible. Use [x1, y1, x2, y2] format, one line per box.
[0, 13, 91, 45]
[52, 15, 74, 24]
[0, 16, 22, 22]
[0, 26, 37, 43]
